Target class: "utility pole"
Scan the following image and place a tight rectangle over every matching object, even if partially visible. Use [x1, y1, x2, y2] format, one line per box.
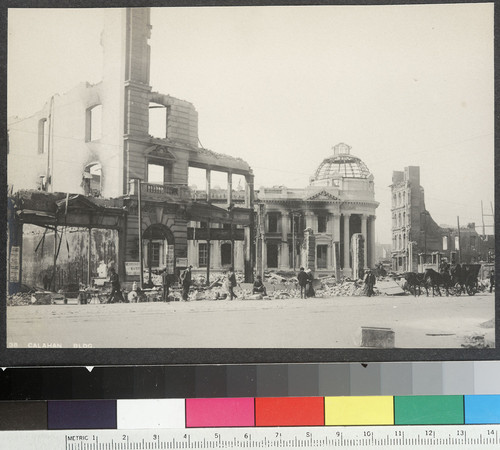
[292, 213, 295, 271]
[457, 215, 461, 264]
[137, 178, 144, 289]
[481, 200, 486, 239]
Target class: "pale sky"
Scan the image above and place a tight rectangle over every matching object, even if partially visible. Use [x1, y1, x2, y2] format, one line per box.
[7, 4, 494, 244]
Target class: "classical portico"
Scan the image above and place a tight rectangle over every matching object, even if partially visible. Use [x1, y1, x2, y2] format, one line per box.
[256, 143, 379, 278]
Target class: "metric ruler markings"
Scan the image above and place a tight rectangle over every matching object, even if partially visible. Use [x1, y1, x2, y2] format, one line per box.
[58, 427, 500, 450]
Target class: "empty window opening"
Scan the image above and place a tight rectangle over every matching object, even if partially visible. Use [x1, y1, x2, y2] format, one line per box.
[199, 243, 208, 267]
[149, 102, 168, 139]
[86, 105, 102, 141]
[188, 166, 207, 193]
[38, 118, 48, 154]
[148, 163, 164, 184]
[317, 245, 328, 269]
[210, 170, 229, 192]
[82, 163, 102, 197]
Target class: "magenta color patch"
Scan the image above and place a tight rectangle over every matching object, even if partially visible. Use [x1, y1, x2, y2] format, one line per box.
[186, 398, 255, 428]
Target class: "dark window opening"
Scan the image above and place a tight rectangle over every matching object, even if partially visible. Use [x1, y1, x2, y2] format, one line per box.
[318, 215, 327, 233]
[200, 222, 208, 229]
[149, 242, 161, 267]
[268, 214, 278, 233]
[221, 243, 232, 266]
[317, 245, 328, 269]
[223, 223, 231, 230]
[267, 244, 279, 268]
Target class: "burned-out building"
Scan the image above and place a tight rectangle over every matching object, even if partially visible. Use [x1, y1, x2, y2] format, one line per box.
[390, 166, 494, 272]
[7, 8, 254, 293]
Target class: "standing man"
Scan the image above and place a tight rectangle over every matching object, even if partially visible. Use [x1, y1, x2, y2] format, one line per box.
[108, 267, 125, 303]
[364, 269, 376, 297]
[180, 265, 192, 301]
[297, 267, 308, 299]
[227, 267, 238, 300]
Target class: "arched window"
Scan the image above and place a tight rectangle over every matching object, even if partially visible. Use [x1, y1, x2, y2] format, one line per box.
[403, 211, 406, 226]
[82, 162, 102, 197]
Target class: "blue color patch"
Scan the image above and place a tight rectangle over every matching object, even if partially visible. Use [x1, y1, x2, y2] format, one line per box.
[48, 400, 117, 429]
[465, 395, 500, 424]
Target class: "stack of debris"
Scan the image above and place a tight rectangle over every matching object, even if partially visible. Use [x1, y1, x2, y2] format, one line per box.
[7, 292, 32, 306]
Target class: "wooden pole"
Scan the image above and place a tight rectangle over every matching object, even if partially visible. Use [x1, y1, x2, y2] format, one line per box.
[457, 216, 461, 264]
[53, 227, 58, 291]
[137, 179, 144, 289]
[206, 222, 211, 285]
[87, 227, 92, 286]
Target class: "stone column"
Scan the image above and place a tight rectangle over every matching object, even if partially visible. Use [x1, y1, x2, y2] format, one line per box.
[244, 174, 254, 208]
[343, 213, 351, 270]
[361, 214, 368, 268]
[206, 169, 211, 203]
[332, 214, 341, 241]
[370, 216, 376, 268]
[305, 211, 315, 229]
[262, 239, 267, 271]
[280, 212, 289, 269]
[227, 172, 232, 208]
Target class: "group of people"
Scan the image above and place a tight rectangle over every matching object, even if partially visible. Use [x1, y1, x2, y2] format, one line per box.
[106, 263, 379, 303]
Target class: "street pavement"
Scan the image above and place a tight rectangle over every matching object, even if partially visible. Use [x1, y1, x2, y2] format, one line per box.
[7, 293, 495, 349]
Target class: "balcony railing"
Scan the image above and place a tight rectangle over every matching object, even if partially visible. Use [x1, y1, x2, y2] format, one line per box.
[129, 181, 191, 201]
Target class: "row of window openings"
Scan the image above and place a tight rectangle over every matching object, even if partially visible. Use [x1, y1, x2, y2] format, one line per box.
[392, 212, 407, 228]
[267, 215, 327, 233]
[38, 103, 170, 155]
[392, 191, 407, 207]
[393, 235, 474, 251]
[265, 244, 329, 269]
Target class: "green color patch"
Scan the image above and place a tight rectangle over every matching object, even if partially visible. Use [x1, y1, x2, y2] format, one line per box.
[394, 395, 464, 425]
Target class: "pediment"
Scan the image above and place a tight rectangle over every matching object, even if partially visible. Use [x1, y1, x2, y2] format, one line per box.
[145, 145, 176, 160]
[305, 190, 339, 201]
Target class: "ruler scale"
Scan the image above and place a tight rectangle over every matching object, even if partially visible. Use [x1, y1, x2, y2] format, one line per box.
[2, 426, 500, 449]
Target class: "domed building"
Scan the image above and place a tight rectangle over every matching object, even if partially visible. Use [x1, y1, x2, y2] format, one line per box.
[256, 143, 379, 277]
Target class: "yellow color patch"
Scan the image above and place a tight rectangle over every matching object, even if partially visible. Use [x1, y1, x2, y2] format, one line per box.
[325, 396, 394, 425]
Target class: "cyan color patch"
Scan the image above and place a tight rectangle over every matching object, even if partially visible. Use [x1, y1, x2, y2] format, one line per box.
[465, 395, 500, 424]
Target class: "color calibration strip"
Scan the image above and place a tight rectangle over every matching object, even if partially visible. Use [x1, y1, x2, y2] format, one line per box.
[1, 396, 500, 430]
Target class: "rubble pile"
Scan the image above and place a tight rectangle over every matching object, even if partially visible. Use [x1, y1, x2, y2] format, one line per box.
[7, 292, 32, 306]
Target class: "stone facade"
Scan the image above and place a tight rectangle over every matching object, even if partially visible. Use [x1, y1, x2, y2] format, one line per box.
[255, 143, 379, 278]
[390, 166, 493, 272]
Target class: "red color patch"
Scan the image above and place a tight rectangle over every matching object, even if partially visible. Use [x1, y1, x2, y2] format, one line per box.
[255, 397, 324, 427]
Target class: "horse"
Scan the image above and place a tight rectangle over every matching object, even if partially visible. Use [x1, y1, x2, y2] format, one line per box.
[401, 272, 427, 297]
[424, 268, 452, 296]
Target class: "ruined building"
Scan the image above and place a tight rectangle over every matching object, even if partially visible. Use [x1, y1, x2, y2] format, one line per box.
[255, 143, 378, 277]
[390, 166, 494, 272]
[7, 8, 254, 292]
